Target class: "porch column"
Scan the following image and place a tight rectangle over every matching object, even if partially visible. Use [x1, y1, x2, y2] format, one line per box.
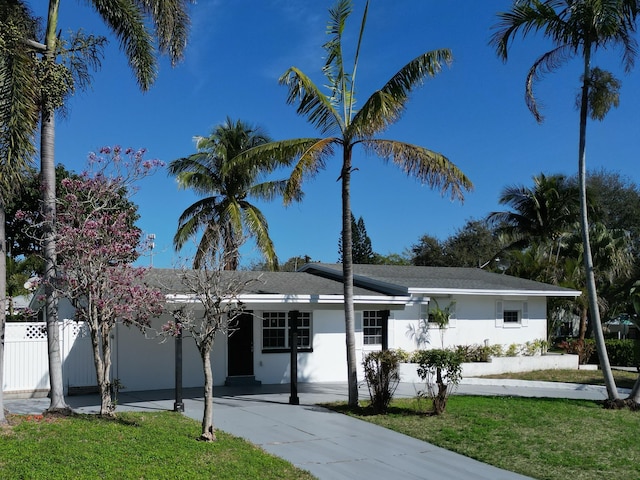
[173, 328, 184, 412]
[381, 310, 390, 351]
[289, 310, 300, 405]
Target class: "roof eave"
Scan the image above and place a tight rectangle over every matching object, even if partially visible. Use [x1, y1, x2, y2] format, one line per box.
[408, 288, 582, 297]
[166, 293, 411, 306]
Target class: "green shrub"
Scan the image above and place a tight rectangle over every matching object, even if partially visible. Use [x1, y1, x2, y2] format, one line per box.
[392, 348, 412, 363]
[488, 344, 505, 357]
[506, 343, 519, 357]
[362, 350, 402, 413]
[557, 338, 596, 365]
[585, 339, 640, 367]
[413, 349, 463, 415]
[521, 339, 548, 356]
[452, 344, 492, 363]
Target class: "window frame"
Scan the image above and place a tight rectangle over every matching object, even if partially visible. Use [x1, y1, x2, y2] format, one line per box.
[261, 311, 313, 353]
[363, 310, 383, 346]
[503, 309, 520, 324]
[496, 300, 528, 328]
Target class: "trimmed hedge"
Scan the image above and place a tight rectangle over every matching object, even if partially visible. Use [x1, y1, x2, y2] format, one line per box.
[585, 339, 640, 367]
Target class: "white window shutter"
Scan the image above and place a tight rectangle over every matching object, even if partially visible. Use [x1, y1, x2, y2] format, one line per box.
[521, 302, 529, 327]
[448, 303, 457, 328]
[495, 301, 504, 327]
[355, 311, 363, 331]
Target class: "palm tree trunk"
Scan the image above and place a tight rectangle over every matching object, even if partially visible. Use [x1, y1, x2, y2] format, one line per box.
[200, 347, 216, 441]
[342, 147, 358, 407]
[578, 45, 619, 403]
[42, 0, 68, 413]
[0, 206, 7, 424]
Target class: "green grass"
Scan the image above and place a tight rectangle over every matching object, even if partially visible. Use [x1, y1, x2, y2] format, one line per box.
[0, 411, 315, 480]
[330, 396, 640, 480]
[478, 368, 638, 389]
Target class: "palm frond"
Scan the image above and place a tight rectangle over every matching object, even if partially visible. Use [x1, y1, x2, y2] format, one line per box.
[91, 0, 157, 90]
[361, 139, 471, 201]
[279, 67, 343, 135]
[231, 138, 325, 173]
[490, 0, 567, 61]
[284, 137, 336, 204]
[352, 49, 452, 137]
[240, 202, 278, 271]
[526, 44, 572, 122]
[246, 179, 304, 203]
[0, 0, 39, 199]
[174, 198, 220, 250]
[137, 0, 192, 65]
[322, 0, 351, 106]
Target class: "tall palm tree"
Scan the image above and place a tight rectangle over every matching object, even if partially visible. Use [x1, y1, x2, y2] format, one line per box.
[0, 0, 40, 425]
[236, 0, 472, 406]
[169, 117, 290, 270]
[12, 0, 192, 412]
[491, 0, 638, 404]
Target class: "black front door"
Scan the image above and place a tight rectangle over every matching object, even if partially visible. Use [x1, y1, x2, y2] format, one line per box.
[227, 313, 254, 376]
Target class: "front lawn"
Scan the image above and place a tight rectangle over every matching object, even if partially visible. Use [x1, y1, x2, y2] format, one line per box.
[330, 395, 640, 480]
[479, 368, 638, 389]
[0, 411, 315, 480]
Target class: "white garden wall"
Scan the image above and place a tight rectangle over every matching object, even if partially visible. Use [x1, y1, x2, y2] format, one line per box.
[4, 294, 554, 397]
[398, 354, 580, 383]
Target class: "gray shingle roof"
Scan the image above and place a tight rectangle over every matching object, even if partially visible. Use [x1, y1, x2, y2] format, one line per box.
[144, 269, 386, 296]
[300, 263, 580, 297]
[144, 264, 580, 299]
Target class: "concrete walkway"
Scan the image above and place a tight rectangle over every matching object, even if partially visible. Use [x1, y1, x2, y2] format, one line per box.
[6, 379, 626, 480]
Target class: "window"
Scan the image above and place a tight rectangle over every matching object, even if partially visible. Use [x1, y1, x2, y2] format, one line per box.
[496, 300, 528, 327]
[262, 311, 311, 351]
[263, 312, 287, 348]
[503, 310, 520, 324]
[363, 310, 383, 345]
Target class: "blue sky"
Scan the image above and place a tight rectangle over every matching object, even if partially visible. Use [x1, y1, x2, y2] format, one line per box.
[30, 1, 640, 269]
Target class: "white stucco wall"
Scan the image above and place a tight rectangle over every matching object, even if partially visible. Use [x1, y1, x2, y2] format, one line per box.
[253, 308, 349, 384]
[55, 293, 550, 392]
[387, 295, 548, 354]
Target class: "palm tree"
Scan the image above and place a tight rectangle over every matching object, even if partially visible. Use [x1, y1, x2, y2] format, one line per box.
[11, 0, 192, 412]
[491, 0, 638, 404]
[169, 118, 290, 270]
[236, 0, 472, 406]
[0, 0, 41, 425]
[488, 173, 580, 261]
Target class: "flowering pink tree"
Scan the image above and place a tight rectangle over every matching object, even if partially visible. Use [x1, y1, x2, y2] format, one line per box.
[54, 146, 165, 415]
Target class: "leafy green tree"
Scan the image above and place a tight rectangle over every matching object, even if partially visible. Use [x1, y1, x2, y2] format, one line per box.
[412, 219, 501, 268]
[444, 219, 502, 268]
[169, 118, 291, 271]
[339, 214, 375, 264]
[491, 0, 638, 404]
[370, 252, 411, 266]
[581, 170, 640, 314]
[279, 255, 314, 272]
[0, 0, 40, 424]
[235, 0, 471, 406]
[411, 234, 447, 267]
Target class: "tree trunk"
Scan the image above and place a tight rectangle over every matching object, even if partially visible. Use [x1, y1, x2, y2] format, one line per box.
[578, 45, 619, 403]
[578, 306, 588, 343]
[42, 0, 68, 413]
[100, 325, 114, 415]
[88, 320, 113, 416]
[341, 147, 358, 407]
[0, 207, 7, 424]
[199, 347, 216, 441]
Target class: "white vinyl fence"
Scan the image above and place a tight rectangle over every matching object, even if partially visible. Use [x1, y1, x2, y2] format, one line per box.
[4, 321, 95, 398]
